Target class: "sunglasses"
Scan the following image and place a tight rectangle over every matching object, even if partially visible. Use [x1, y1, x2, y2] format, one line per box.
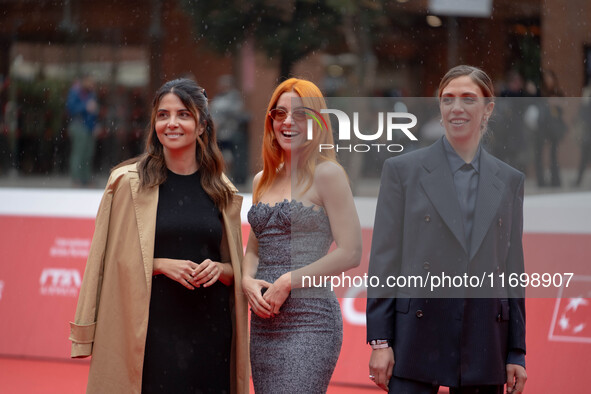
[268, 108, 308, 122]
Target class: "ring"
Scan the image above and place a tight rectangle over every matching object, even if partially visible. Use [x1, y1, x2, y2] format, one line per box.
[369, 374, 375, 380]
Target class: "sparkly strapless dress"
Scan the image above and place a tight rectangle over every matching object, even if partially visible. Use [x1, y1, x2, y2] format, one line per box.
[247, 200, 343, 394]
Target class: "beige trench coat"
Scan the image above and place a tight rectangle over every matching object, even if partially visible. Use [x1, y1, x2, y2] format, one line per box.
[69, 163, 249, 394]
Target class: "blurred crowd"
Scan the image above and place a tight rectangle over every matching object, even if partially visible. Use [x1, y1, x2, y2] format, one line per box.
[0, 75, 149, 186]
[410, 69, 591, 190]
[487, 69, 591, 189]
[0, 73, 252, 187]
[0, 70, 590, 190]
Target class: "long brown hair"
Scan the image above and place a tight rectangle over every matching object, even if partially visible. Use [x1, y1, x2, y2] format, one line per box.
[253, 78, 339, 202]
[116, 78, 233, 209]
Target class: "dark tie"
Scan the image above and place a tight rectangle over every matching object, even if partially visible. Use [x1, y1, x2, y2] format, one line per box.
[455, 163, 476, 252]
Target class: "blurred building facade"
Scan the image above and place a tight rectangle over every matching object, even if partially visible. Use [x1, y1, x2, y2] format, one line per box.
[0, 0, 590, 189]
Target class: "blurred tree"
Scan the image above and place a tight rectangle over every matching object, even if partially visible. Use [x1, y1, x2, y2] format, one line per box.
[181, 0, 385, 84]
[517, 33, 541, 86]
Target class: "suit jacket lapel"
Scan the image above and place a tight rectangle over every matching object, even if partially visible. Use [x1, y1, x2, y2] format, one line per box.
[469, 149, 505, 260]
[420, 139, 468, 254]
[129, 168, 159, 292]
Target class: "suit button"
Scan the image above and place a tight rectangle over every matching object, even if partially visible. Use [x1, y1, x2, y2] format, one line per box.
[498, 218, 502, 227]
[416, 310, 424, 318]
[423, 262, 430, 270]
[424, 215, 431, 223]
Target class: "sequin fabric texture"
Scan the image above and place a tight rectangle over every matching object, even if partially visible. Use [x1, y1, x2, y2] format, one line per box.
[247, 200, 343, 394]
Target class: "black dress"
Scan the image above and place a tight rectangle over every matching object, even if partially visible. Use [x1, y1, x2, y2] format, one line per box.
[142, 170, 232, 394]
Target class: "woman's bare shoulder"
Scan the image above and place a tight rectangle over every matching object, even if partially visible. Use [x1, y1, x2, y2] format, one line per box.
[252, 171, 263, 189]
[314, 160, 346, 183]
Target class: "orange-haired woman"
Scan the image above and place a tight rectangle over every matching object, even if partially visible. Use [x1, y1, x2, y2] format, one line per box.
[242, 78, 362, 393]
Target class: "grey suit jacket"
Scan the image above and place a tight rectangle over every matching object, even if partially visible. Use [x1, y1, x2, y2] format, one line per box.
[366, 137, 526, 387]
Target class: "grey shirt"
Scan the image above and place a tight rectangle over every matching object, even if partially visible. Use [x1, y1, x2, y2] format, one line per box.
[443, 136, 481, 255]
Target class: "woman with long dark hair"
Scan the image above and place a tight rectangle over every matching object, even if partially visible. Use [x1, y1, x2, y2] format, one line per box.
[70, 78, 249, 394]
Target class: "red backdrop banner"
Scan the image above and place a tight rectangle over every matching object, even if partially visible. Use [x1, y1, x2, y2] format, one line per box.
[0, 190, 590, 392]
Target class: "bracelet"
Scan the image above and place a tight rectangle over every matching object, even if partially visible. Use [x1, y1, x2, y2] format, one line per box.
[369, 339, 391, 350]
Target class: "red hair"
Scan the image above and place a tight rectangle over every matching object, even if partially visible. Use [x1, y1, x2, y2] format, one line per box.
[253, 78, 339, 202]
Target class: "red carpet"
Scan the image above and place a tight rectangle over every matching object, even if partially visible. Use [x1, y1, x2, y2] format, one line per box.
[0, 356, 382, 393]
[0, 357, 90, 394]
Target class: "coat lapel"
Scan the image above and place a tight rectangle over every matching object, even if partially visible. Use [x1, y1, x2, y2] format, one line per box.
[129, 168, 159, 292]
[420, 139, 468, 254]
[220, 175, 250, 394]
[221, 173, 243, 263]
[469, 149, 505, 260]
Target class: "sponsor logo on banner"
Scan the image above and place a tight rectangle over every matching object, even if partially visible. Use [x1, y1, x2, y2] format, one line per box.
[341, 286, 367, 326]
[0, 280, 4, 300]
[549, 276, 591, 343]
[39, 268, 81, 297]
[49, 237, 91, 258]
